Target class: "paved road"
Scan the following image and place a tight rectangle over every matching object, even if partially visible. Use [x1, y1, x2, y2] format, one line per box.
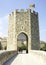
[3, 52, 46, 65]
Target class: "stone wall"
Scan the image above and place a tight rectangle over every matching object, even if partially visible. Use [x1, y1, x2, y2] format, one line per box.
[7, 9, 40, 51]
[0, 37, 7, 50]
[29, 50, 46, 59]
[31, 11, 40, 50]
[0, 50, 17, 65]
[7, 9, 32, 51]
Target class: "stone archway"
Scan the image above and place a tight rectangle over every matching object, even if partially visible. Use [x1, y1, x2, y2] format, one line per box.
[17, 32, 28, 53]
[7, 9, 40, 51]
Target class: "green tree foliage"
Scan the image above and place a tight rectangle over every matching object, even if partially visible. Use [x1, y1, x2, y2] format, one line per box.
[18, 45, 27, 51]
[40, 41, 46, 51]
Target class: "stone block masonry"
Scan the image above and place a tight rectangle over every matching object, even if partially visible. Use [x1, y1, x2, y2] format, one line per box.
[0, 50, 17, 65]
[7, 9, 40, 52]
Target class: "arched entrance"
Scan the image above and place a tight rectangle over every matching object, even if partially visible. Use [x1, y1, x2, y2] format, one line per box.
[17, 33, 28, 53]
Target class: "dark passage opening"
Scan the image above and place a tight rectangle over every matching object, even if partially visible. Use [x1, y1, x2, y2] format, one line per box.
[17, 33, 28, 53]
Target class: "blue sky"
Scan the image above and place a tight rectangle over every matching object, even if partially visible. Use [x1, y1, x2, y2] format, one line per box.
[0, 0, 46, 42]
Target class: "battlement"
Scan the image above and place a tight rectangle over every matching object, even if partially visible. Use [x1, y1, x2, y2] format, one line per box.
[8, 8, 40, 51]
[9, 9, 38, 16]
[15, 9, 29, 12]
[15, 9, 38, 14]
[31, 10, 38, 15]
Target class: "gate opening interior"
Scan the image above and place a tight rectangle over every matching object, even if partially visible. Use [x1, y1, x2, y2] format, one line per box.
[17, 33, 28, 53]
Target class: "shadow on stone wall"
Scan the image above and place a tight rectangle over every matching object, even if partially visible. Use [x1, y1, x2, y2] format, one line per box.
[0, 50, 18, 65]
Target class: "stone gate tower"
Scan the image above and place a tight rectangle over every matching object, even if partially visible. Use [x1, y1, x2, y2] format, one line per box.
[7, 9, 40, 52]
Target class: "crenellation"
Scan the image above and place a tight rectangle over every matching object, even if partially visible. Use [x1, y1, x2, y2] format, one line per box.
[12, 12, 14, 15]
[9, 14, 11, 16]
[15, 9, 19, 12]
[14, 9, 31, 13]
[20, 9, 24, 12]
[33, 11, 35, 13]
[31, 10, 38, 15]
[9, 9, 38, 17]
[7, 9, 40, 51]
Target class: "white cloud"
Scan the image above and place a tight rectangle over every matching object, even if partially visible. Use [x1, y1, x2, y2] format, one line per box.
[0, 15, 8, 37]
[0, 19, 3, 30]
[0, 32, 2, 35]
[0, 32, 3, 37]
[0, 32, 7, 37]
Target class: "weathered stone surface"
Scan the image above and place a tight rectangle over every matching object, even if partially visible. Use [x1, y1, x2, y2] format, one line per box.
[3, 50, 46, 65]
[7, 9, 40, 52]
[0, 37, 7, 50]
[0, 50, 17, 65]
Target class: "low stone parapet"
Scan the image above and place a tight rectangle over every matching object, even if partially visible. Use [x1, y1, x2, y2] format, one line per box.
[29, 50, 46, 56]
[0, 50, 18, 65]
[29, 50, 46, 62]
